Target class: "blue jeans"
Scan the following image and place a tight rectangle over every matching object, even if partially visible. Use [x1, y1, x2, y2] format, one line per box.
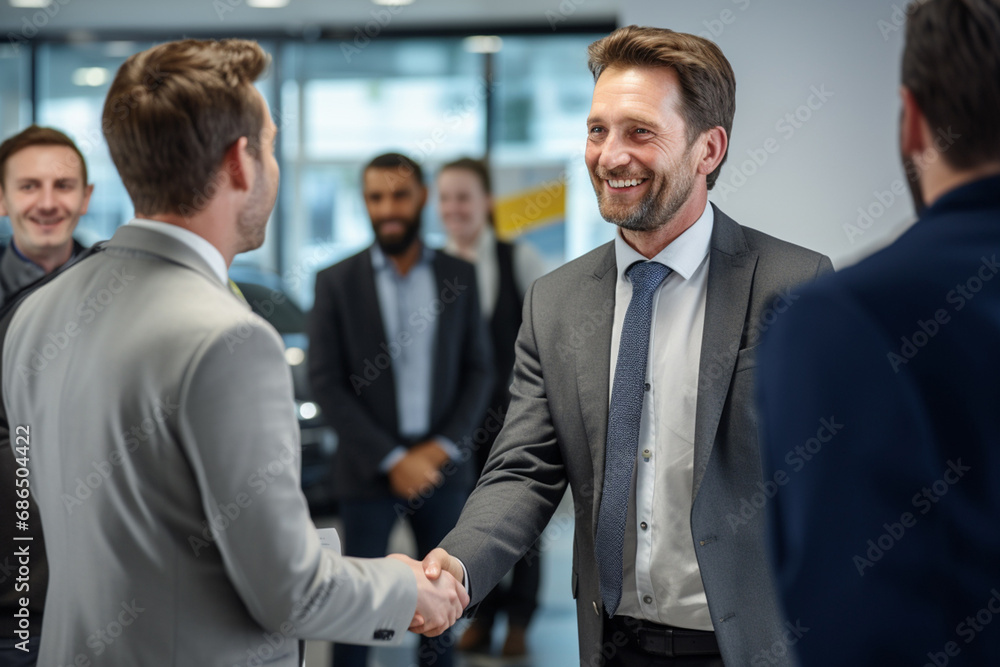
[332, 485, 466, 667]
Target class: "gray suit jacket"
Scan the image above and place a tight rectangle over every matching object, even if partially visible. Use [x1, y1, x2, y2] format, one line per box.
[440, 206, 833, 666]
[2, 225, 417, 666]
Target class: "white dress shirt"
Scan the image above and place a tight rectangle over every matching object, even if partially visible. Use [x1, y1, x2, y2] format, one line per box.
[128, 218, 229, 284]
[444, 226, 548, 317]
[612, 200, 714, 631]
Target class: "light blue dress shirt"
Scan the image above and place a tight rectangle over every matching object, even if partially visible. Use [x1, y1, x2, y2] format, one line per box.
[370, 244, 459, 471]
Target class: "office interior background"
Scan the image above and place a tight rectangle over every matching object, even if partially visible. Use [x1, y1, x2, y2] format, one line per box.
[0, 0, 919, 664]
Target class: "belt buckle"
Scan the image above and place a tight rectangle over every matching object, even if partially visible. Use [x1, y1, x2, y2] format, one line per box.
[636, 626, 674, 657]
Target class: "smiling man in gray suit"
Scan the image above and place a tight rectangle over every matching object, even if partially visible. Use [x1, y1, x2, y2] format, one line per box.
[423, 26, 831, 666]
[0, 39, 465, 666]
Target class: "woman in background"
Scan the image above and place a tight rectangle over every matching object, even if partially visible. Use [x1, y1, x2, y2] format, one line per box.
[438, 158, 548, 659]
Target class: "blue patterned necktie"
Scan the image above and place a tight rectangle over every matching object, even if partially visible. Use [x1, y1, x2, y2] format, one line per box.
[596, 260, 671, 617]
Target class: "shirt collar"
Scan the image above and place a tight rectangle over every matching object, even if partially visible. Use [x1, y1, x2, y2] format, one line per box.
[127, 218, 229, 284]
[444, 225, 494, 261]
[614, 198, 714, 284]
[370, 241, 434, 274]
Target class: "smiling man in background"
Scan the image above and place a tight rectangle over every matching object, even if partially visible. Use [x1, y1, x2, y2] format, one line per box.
[0, 125, 93, 308]
[0, 124, 93, 666]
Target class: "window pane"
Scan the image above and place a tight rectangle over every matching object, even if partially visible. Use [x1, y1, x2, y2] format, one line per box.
[280, 38, 485, 308]
[492, 35, 609, 264]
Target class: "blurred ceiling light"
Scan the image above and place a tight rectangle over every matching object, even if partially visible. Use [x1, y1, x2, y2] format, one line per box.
[372, 0, 414, 6]
[9, 0, 52, 7]
[463, 35, 503, 54]
[248, 0, 289, 6]
[72, 67, 110, 87]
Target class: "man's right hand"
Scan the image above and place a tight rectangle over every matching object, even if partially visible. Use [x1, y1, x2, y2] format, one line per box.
[388, 451, 442, 500]
[422, 547, 465, 586]
[387, 554, 468, 637]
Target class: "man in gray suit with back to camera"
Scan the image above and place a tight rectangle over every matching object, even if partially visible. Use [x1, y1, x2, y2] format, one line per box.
[0, 38, 466, 666]
[423, 26, 832, 666]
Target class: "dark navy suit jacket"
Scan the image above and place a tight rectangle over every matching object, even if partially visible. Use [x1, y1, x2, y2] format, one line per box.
[757, 175, 1000, 666]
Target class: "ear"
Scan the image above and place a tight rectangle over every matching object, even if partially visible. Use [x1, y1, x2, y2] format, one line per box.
[900, 86, 929, 160]
[0, 186, 7, 218]
[417, 184, 428, 209]
[222, 136, 253, 193]
[696, 126, 728, 178]
[78, 183, 95, 216]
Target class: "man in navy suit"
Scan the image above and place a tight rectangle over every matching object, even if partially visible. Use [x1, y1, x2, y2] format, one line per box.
[757, 1, 1000, 665]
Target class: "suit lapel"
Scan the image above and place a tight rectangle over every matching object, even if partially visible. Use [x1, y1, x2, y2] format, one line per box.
[429, 250, 450, 421]
[692, 206, 758, 500]
[574, 243, 617, 533]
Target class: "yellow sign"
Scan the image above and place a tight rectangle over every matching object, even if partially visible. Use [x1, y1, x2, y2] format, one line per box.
[495, 178, 566, 240]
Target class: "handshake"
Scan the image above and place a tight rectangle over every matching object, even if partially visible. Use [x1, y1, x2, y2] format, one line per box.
[388, 548, 467, 637]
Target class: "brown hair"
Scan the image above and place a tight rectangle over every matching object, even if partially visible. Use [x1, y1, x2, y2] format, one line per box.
[903, 0, 1000, 170]
[101, 39, 269, 216]
[587, 25, 736, 190]
[0, 125, 88, 188]
[440, 157, 492, 195]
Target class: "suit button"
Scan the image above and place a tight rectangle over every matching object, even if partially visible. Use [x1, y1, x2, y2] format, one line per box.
[593, 601, 600, 615]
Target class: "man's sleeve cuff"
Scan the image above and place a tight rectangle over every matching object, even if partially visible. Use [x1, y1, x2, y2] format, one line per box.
[458, 558, 471, 599]
[436, 437, 461, 462]
[379, 446, 407, 473]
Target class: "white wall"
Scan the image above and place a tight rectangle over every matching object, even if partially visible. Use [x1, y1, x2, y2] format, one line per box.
[621, 0, 917, 267]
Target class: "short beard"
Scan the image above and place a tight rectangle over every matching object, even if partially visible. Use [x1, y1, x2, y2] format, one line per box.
[595, 157, 697, 233]
[235, 164, 271, 253]
[375, 217, 422, 256]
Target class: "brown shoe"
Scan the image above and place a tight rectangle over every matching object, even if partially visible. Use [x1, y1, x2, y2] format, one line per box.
[501, 624, 528, 658]
[458, 619, 493, 653]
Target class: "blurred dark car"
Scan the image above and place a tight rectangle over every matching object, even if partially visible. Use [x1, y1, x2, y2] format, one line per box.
[230, 265, 338, 517]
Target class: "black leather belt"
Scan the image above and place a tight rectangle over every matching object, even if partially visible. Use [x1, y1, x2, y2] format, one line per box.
[606, 615, 720, 658]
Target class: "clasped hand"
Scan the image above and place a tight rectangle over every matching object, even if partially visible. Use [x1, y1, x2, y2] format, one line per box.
[388, 553, 469, 637]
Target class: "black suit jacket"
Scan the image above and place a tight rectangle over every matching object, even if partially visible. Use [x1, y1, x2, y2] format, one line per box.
[308, 245, 493, 500]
